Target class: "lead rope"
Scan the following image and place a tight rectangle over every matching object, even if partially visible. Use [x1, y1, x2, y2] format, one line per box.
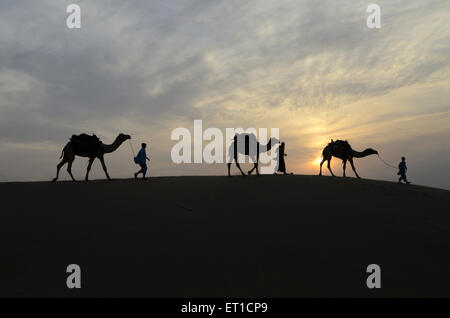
[377, 154, 397, 170]
[128, 139, 136, 158]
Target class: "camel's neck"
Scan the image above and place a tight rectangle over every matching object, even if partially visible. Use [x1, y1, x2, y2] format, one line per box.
[263, 140, 274, 151]
[351, 149, 373, 158]
[103, 137, 124, 154]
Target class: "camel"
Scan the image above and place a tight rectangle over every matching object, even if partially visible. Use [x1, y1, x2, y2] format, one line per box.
[52, 133, 131, 182]
[319, 139, 378, 178]
[227, 133, 279, 177]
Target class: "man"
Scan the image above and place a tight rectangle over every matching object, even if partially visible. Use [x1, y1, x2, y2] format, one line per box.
[134, 143, 150, 180]
[277, 142, 288, 175]
[398, 156, 410, 184]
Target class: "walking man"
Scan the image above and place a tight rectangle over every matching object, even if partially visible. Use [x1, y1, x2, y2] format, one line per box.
[277, 142, 288, 175]
[398, 156, 410, 184]
[134, 143, 150, 180]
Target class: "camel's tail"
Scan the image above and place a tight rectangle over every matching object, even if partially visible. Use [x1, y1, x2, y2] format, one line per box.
[60, 143, 69, 159]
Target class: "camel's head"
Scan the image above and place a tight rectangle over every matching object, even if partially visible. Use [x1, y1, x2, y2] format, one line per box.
[117, 133, 131, 143]
[270, 137, 280, 145]
[366, 148, 378, 155]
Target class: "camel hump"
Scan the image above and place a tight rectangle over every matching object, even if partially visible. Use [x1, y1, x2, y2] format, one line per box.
[234, 133, 257, 143]
[70, 133, 101, 144]
[327, 139, 352, 154]
[70, 134, 102, 155]
[333, 139, 350, 147]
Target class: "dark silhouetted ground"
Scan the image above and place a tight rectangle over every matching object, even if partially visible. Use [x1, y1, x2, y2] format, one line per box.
[1, 175, 449, 297]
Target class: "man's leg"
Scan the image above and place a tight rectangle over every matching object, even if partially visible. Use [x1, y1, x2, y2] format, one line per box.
[141, 164, 148, 179]
[135, 167, 143, 179]
[404, 174, 410, 184]
[399, 172, 407, 183]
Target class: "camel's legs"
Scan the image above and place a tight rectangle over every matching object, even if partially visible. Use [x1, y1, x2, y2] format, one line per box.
[53, 158, 68, 182]
[85, 158, 95, 181]
[67, 158, 76, 181]
[248, 163, 258, 175]
[228, 153, 246, 177]
[327, 159, 335, 176]
[254, 155, 260, 176]
[235, 162, 246, 176]
[349, 159, 360, 179]
[319, 158, 326, 176]
[99, 156, 111, 180]
[247, 153, 260, 175]
[342, 159, 347, 177]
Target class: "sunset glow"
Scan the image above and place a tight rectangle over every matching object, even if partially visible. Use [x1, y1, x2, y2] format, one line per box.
[313, 157, 323, 167]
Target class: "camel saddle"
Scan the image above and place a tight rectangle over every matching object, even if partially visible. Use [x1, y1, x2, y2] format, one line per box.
[328, 139, 351, 154]
[70, 134, 102, 156]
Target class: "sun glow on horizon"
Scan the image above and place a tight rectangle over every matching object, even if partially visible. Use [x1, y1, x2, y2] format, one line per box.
[312, 156, 323, 166]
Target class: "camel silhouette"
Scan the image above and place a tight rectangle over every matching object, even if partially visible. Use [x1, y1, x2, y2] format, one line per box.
[52, 133, 131, 182]
[227, 133, 279, 177]
[319, 139, 378, 178]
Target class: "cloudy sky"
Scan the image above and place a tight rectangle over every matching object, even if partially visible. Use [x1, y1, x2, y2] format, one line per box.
[0, 0, 449, 189]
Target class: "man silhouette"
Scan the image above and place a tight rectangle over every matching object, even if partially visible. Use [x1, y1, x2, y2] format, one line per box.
[277, 142, 288, 175]
[398, 156, 410, 184]
[134, 143, 150, 180]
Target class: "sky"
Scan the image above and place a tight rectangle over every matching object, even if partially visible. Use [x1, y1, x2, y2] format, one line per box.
[0, 0, 449, 189]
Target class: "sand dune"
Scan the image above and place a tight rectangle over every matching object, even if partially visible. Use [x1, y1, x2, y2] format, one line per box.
[1, 175, 449, 297]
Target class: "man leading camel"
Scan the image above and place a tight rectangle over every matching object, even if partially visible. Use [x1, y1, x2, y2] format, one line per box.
[398, 156, 410, 184]
[134, 143, 150, 180]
